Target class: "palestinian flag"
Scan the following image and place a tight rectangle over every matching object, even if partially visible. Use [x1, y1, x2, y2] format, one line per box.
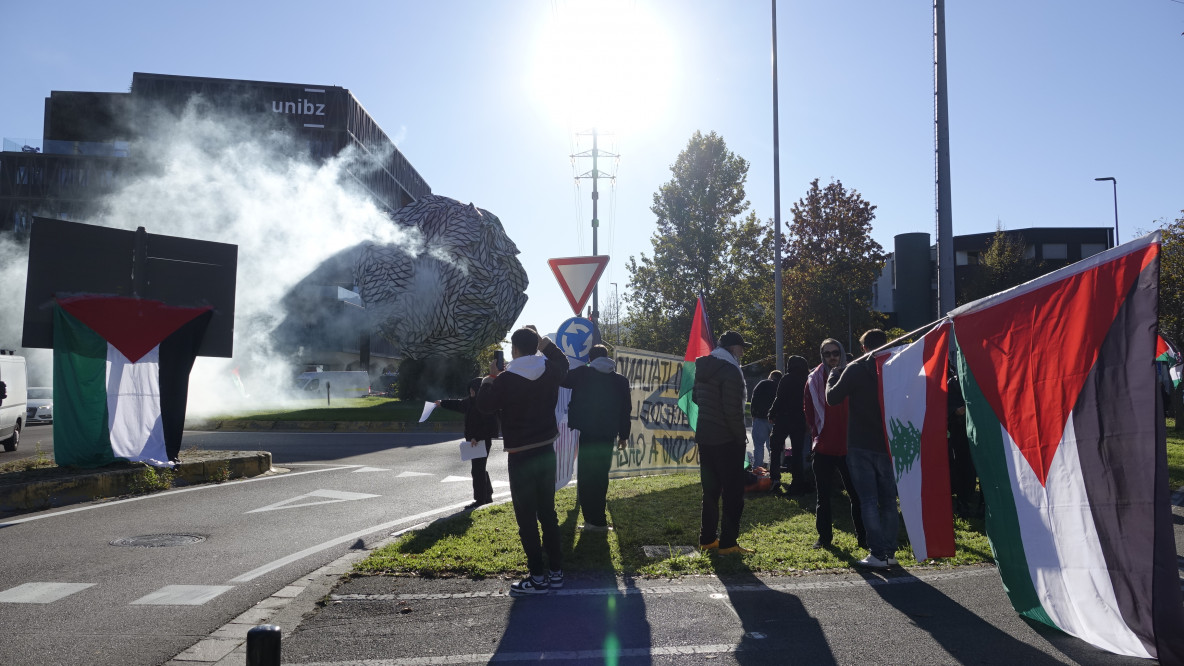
[677, 294, 714, 431]
[1155, 335, 1182, 389]
[53, 296, 213, 469]
[875, 323, 954, 562]
[950, 232, 1184, 661]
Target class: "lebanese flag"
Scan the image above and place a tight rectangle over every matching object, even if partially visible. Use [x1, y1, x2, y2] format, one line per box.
[875, 323, 954, 562]
[677, 294, 714, 431]
[53, 296, 212, 469]
[950, 232, 1184, 661]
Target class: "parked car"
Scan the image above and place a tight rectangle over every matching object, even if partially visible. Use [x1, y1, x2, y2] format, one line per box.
[0, 351, 27, 451]
[26, 387, 53, 425]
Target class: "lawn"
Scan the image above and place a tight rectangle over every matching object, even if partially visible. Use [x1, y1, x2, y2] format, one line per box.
[204, 397, 463, 423]
[357, 433, 1184, 580]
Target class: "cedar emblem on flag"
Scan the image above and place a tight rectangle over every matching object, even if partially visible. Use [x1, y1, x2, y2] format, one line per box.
[875, 323, 954, 562]
[950, 232, 1184, 661]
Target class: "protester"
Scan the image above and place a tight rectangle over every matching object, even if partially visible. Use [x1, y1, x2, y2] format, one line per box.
[826, 329, 898, 569]
[476, 326, 569, 594]
[769, 356, 811, 494]
[562, 344, 631, 531]
[748, 370, 781, 471]
[947, 372, 981, 518]
[435, 377, 500, 511]
[692, 330, 753, 555]
[803, 338, 866, 549]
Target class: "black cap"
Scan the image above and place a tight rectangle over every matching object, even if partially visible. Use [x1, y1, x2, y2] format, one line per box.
[717, 331, 752, 348]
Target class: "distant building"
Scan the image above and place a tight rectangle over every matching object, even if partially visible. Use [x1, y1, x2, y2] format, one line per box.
[1, 72, 433, 378]
[873, 227, 1115, 331]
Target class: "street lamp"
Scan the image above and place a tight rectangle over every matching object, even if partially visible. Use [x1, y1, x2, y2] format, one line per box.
[1094, 177, 1119, 246]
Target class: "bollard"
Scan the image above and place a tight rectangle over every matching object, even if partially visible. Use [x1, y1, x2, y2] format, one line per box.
[246, 624, 281, 666]
[326, 381, 331, 406]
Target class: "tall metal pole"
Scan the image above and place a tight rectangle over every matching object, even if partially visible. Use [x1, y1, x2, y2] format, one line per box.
[771, 0, 785, 372]
[591, 128, 600, 324]
[934, 0, 955, 317]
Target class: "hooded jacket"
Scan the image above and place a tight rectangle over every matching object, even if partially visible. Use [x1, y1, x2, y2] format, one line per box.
[476, 336, 569, 454]
[562, 356, 632, 442]
[803, 341, 849, 456]
[692, 347, 747, 447]
[769, 356, 809, 434]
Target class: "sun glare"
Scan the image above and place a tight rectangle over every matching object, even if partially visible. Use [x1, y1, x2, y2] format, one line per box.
[531, 1, 676, 136]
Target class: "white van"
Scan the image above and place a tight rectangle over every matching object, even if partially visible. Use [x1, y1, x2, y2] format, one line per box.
[294, 371, 370, 400]
[0, 351, 28, 452]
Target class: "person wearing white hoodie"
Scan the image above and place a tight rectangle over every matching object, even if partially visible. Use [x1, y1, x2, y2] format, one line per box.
[562, 344, 632, 531]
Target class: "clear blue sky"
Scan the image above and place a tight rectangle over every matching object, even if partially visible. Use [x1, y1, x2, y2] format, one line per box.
[4, 0, 1182, 344]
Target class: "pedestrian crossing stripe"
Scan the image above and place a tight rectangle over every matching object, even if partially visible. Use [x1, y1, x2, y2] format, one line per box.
[353, 467, 391, 473]
[0, 582, 95, 603]
[441, 475, 469, 483]
[131, 585, 234, 605]
[396, 471, 434, 478]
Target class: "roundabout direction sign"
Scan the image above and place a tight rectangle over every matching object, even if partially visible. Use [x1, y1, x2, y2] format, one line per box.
[556, 316, 600, 362]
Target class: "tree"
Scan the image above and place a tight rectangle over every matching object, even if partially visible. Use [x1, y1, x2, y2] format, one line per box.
[956, 225, 1044, 305]
[1159, 211, 1184, 348]
[624, 131, 771, 357]
[776, 178, 886, 356]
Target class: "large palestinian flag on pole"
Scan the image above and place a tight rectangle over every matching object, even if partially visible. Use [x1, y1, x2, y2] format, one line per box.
[950, 232, 1184, 661]
[53, 296, 213, 469]
[876, 323, 955, 562]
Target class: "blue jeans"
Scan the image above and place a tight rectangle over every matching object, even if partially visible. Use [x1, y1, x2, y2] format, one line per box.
[750, 418, 771, 469]
[846, 447, 899, 561]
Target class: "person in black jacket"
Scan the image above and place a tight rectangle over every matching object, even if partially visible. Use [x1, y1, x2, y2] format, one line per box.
[692, 330, 753, 555]
[435, 377, 500, 510]
[768, 356, 811, 494]
[749, 370, 781, 471]
[562, 344, 631, 531]
[476, 326, 569, 595]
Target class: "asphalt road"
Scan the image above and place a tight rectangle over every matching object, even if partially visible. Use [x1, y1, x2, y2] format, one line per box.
[0, 431, 501, 666]
[1, 421, 54, 463]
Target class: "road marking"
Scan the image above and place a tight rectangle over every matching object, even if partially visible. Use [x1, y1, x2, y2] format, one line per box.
[396, 471, 434, 478]
[247, 489, 381, 514]
[441, 475, 469, 483]
[0, 582, 95, 603]
[0, 465, 362, 527]
[353, 466, 391, 473]
[131, 584, 234, 605]
[227, 492, 511, 584]
[491, 480, 510, 487]
[288, 644, 745, 665]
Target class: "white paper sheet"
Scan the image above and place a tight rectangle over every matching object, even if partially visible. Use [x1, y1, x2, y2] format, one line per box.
[460, 440, 488, 461]
[419, 401, 437, 423]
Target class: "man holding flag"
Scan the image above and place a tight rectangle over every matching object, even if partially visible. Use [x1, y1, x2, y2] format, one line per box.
[826, 328, 898, 569]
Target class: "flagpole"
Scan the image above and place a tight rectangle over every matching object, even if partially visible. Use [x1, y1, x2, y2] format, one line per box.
[849, 318, 950, 365]
[771, 0, 785, 372]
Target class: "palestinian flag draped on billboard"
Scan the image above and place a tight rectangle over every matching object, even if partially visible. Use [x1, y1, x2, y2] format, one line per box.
[53, 296, 213, 468]
[949, 232, 1183, 661]
[876, 323, 955, 562]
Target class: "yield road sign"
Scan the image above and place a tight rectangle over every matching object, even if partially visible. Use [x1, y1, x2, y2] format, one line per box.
[548, 256, 610, 315]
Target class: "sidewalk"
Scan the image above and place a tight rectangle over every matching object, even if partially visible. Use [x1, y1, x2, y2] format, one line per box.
[171, 497, 1184, 666]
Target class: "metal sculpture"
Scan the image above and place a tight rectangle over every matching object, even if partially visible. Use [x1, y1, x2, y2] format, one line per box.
[354, 195, 528, 359]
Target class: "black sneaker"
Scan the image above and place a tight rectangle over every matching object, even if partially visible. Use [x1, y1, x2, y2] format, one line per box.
[547, 569, 564, 589]
[510, 575, 549, 595]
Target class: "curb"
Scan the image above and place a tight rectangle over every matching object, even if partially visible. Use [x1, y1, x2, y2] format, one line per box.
[185, 421, 465, 434]
[0, 452, 272, 516]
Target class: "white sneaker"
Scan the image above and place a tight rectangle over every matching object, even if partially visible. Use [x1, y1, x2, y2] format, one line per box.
[886, 556, 899, 566]
[856, 554, 890, 569]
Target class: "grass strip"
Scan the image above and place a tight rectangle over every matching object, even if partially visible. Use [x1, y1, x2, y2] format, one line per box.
[355, 473, 995, 579]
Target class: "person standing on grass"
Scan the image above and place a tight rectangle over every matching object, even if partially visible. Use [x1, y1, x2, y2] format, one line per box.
[476, 326, 569, 595]
[692, 330, 754, 555]
[768, 355, 811, 494]
[748, 370, 781, 471]
[803, 338, 866, 550]
[825, 328, 898, 569]
[562, 344, 631, 531]
[435, 377, 499, 511]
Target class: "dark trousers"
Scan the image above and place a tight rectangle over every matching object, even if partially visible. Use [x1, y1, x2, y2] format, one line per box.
[577, 439, 614, 526]
[471, 438, 494, 503]
[811, 452, 865, 545]
[508, 447, 562, 576]
[770, 421, 807, 487]
[699, 440, 746, 549]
